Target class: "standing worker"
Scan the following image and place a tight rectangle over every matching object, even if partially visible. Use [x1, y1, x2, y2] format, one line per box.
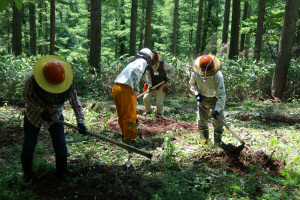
[21, 55, 87, 183]
[189, 55, 226, 145]
[112, 48, 155, 143]
[143, 52, 175, 116]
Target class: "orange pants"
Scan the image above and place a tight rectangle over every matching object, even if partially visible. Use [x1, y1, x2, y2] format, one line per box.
[112, 84, 137, 141]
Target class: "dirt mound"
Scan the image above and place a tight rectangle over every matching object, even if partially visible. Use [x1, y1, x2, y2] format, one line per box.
[107, 115, 198, 138]
[201, 147, 285, 176]
[0, 122, 23, 147]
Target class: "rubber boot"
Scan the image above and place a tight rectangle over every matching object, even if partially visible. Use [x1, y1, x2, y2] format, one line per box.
[56, 156, 69, 182]
[199, 129, 209, 145]
[21, 157, 32, 183]
[214, 132, 223, 145]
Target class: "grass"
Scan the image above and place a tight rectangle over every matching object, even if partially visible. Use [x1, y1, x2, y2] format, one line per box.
[0, 98, 300, 199]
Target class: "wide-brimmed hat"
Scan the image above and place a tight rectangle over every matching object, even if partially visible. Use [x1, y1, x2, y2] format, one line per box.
[192, 55, 221, 76]
[33, 55, 73, 94]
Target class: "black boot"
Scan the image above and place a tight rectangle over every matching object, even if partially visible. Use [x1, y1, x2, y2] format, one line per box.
[199, 129, 209, 145]
[21, 157, 32, 183]
[56, 156, 69, 182]
[214, 132, 223, 145]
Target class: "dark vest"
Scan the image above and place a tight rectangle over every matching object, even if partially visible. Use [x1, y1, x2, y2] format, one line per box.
[148, 60, 166, 86]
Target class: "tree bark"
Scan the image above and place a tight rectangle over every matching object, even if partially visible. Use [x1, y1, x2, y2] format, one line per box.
[139, 0, 145, 50]
[129, 0, 138, 56]
[172, 0, 179, 56]
[29, 3, 37, 55]
[144, 0, 153, 48]
[119, 0, 126, 56]
[44, 3, 48, 55]
[222, 0, 231, 45]
[201, 1, 213, 53]
[228, 0, 240, 59]
[89, 0, 102, 73]
[195, 0, 204, 56]
[50, 0, 55, 55]
[12, 2, 22, 56]
[240, 1, 249, 53]
[38, 2, 43, 55]
[272, 0, 300, 98]
[253, 0, 266, 61]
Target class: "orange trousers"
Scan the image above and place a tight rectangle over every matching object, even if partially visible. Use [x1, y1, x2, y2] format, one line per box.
[112, 84, 137, 141]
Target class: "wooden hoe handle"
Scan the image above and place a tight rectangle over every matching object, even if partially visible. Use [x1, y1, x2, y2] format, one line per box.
[216, 115, 245, 144]
[51, 117, 153, 159]
[136, 80, 165, 99]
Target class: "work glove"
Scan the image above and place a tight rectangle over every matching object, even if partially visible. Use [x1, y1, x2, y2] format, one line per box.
[164, 78, 169, 83]
[135, 93, 140, 100]
[212, 110, 219, 119]
[41, 109, 52, 121]
[196, 94, 202, 103]
[78, 123, 87, 135]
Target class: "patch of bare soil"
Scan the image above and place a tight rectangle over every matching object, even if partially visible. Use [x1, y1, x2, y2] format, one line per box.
[0, 121, 23, 147]
[107, 115, 198, 138]
[23, 163, 162, 200]
[200, 146, 285, 176]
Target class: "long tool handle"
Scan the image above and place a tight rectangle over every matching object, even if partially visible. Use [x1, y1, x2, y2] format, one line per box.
[216, 115, 245, 144]
[51, 117, 153, 159]
[137, 80, 165, 99]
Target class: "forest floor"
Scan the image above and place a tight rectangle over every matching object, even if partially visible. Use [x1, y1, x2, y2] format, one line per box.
[0, 99, 299, 199]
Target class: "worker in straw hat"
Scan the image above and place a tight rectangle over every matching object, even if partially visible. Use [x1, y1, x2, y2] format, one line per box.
[21, 55, 87, 183]
[189, 55, 226, 146]
[112, 48, 155, 143]
[142, 51, 175, 116]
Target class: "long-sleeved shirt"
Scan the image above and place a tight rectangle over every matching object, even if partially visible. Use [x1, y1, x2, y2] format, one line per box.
[145, 61, 175, 88]
[189, 71, 226, 112]
[23, 72, 84, 129]
[114, 58, 148, 95]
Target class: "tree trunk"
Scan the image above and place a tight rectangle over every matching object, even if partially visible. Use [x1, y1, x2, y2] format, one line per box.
[194, 0, 204, 56]
[172, 0, 179, 56]
[253, 0, 266, 61]
[29, 3, 37, 55]
[228, 0, 240, 59]
[222, 0, 231, 45]
[189, 0, 194, 55]
[50, 0, 55, 55]
[12, 2, 22, 56]
[119, 0, 126, 56]
[22, 9, 30, 56]
[201, 1, 213, 52]
[129, 0, 138, 56]
[240, 1, 249, 53]
[272, 0, 300, 98]
[139, 0, 145, 50]
[144, 0, 153, 48]
[38, 2, 43, 55]
[89, 0, 102, 73]
[44, 3, 48, 55]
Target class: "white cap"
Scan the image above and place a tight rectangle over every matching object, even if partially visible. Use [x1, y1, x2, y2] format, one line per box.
[139, 48, 153, 60]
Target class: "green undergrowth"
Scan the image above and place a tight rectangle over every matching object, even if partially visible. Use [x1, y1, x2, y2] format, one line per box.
[0, 98, 299, 199]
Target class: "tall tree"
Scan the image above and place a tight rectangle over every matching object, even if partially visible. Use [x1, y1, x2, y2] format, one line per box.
[139, 0, 145, 50]
[200, 1, 213, 52]
[12, 2, 22, 56]
[253, 0, 266, 61]
[29, 3, 36, 55]
[89, 0, 101, 73]
[44, 3, 48, 55]
[129, 0, 138, 56]
[222, 0, 231, 45]
[240, 1, 249, 53]
[172, 0, 179, 55]
[272, 0, 300, 98]
[119, 0, 125, 56]
[228, 0, 240, 59]
[50, 0, 55, 55]
[195, 0, 204, 56]
[144, 0, 153, 48]
[38, 2, 43, 55]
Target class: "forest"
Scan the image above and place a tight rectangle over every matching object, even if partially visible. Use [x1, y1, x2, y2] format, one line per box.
[0, 0, 299, 199]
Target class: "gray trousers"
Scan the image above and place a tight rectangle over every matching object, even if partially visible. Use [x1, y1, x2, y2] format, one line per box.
[197, 97, 224, 134]
[143, 84, 166, 115]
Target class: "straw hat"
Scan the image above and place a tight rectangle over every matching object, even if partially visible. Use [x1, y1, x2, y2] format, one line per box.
[33, 55, 73, 94]
[192, 55, 221, 76]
